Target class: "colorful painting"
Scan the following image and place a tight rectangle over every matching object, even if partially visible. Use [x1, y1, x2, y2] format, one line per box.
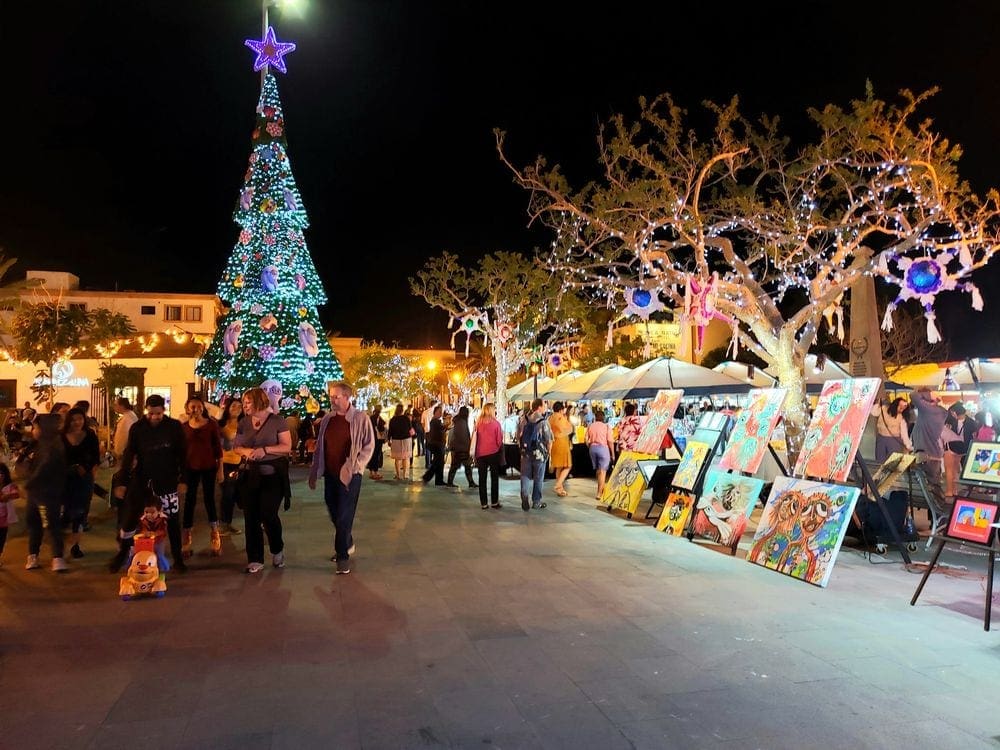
[602, 450, 658, 515]
[945, 498, 1000, 546]
[692, 470, 766, 547]
[961, 442, 1000, 487]
[672, 441, 710, 491]
[655, 490, 695, 536]
[793, 378, 881, 483]
[717, 388, 788, 474]
[871, 452, 917, 496]
[633, 389, 684, 455]
[747, 476, 861, 587]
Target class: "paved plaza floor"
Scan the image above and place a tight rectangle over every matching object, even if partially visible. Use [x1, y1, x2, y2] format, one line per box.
[2, 463, 1000, 749]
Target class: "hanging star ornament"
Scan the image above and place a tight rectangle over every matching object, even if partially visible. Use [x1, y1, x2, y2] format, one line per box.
[245, 26, 297, 74]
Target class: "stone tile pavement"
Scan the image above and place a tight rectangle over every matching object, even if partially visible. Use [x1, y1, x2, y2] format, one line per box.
[1, 463, 999, 749]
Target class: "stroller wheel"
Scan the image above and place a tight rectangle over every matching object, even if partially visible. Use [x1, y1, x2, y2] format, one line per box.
[875, 543, 887, 554]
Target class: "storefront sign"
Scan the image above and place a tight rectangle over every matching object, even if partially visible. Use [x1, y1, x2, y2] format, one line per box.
[32, 360, 90, 388]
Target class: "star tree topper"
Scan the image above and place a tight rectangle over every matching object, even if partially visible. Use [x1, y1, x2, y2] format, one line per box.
[245, 26, 297, 74]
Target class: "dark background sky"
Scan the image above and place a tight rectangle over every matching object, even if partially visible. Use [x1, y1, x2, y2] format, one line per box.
[3, 1, 1000, 356]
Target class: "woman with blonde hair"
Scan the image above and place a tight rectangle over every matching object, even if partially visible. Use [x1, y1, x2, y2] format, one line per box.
[234, 387, 292, 573]
[472, 403, 504, 509]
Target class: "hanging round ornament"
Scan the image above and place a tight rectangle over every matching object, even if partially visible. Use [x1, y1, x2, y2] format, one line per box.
[259, 313, 278, 332]
[260, 265, 279, 292]
[879, 250, 981, 343]
[259, 197, 277, 214]
[449, 310, 489, 357]
[496, 322, 513, 345]
[306, 396, 320, 414]
[298, 322, 319, 357]
[623, 286, 665, 320]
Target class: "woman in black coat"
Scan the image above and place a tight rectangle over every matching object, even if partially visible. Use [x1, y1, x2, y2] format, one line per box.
[23, 414, 69, 572]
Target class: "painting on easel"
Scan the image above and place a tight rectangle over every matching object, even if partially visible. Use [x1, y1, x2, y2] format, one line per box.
[655, 490, 695, 536]
[717, 388, 787, 475]
[793, 378, 881, 483]
[632, 389, 684, 455]
[747, 476, 860, 587]
[602, 450, 658, 515]
[691, 470, 765, 547]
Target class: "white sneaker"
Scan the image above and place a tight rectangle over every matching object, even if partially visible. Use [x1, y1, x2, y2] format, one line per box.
[245, 562, 264, 574]
[272, 552, 285, 568]
[51, 557, 68, 573]
[25, 554, 39, 570]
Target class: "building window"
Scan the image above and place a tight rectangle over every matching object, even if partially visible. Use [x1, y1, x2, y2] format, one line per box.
[69, 303, 87, 312]
[184, 305, 202, 322]
[140, 305, 155, 315]
[164, 305, 182, 321]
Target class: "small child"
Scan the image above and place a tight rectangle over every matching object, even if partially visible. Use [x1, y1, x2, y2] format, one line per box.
[138, 495, 170, 572]
[0, 462, 20, 567]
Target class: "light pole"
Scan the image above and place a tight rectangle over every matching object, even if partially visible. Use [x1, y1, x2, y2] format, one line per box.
[530, 362, 540, 401]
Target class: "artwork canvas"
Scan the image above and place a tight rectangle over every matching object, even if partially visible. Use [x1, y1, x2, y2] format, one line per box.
[945, 498, 1000, 546]
[633, 389, 684, 455]
[747, 476, 861, 587]
[871, 452, 917, 496]
[671, 441, 710, 491]
[602, 450, 658, 515]
[692, 470, 766, 547]
[961, 442, 1000, 487]
[793, 378, 881, 483]
[717, 388, 788, 474]
[655, 490, 695, 536]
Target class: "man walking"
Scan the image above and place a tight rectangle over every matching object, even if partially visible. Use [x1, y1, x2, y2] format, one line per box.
[109, 394, 188, 572]
[421, 405, 446, 486]
[308, 381, 374, 574]
[112, 397, 139, 463]
[518, 399, 552, 511]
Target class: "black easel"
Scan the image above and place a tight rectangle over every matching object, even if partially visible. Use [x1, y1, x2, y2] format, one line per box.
[854, 455, 912, 565]
[911, 537, 997, 631]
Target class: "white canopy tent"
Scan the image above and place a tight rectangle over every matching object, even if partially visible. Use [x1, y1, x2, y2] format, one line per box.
[505, 375, 556, 402]
[586, 357, 752, 400]
[544, 364, 633, 402]
[712, 361, 777, 388]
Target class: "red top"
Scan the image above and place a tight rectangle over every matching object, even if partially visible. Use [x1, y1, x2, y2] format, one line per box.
[183, 419, 222, 471]
[473, 417, 503, 458]
[323, 414, 352, 478]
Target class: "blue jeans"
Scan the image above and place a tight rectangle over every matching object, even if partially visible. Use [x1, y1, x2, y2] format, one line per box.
[520, 456, 547, 506]
[324, 473, 361, 561]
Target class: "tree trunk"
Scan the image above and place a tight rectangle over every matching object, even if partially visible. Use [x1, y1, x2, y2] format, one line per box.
[771, 339, 810, 471]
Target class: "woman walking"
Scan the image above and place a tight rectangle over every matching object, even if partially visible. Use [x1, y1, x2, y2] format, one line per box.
[585, 409, 615, 499]
[548, 402, 573, 496]
[61, 407, 100, 559]
[367, 406, 386, 481]
[218, 396, 244, 536]
[234, 387, 292, 573]
[446, 406, 477, 488]
[387, 404, 413, 480]
[24, 414, 69, 572]
[181, 396, 223, 557]
[873, 397, 913, 461]
[472, 403, 504, 509]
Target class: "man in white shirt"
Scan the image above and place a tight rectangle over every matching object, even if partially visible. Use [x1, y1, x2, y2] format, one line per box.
[112, 397, 139, 462]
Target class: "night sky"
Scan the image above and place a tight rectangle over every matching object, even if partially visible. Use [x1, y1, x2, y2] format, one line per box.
[5, 1, 1000, 356]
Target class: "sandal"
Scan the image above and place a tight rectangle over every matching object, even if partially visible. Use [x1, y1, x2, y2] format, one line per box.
[555, 487, 568, 497]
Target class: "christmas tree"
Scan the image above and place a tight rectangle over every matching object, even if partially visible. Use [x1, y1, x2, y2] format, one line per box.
[197, 65, 342, 415]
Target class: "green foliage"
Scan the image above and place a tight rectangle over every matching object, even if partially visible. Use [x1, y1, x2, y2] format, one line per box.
[13, 302, 90, 407]
[343, 342, 436, 407]
[90, 309, 136, 350]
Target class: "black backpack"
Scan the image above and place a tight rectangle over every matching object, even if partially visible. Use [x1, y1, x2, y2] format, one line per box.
[520, 417, 543, 456]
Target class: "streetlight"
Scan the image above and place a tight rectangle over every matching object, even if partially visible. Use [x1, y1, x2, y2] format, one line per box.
[530, 362, 541, 401]
[256, 0, 303, 85]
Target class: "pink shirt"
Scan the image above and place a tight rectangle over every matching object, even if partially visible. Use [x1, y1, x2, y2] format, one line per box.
[586, 421, 614, 449]
[473, 417, 503, 458]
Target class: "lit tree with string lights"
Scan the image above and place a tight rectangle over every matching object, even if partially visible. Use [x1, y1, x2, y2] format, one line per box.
[498, 86, 1000, 454]
[197, 26, 342, 415]
[343, 342, 437, 409]
[410, 252, 583, 418]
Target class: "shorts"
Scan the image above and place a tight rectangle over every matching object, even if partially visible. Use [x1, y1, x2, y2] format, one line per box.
[589, 444, 611, 471]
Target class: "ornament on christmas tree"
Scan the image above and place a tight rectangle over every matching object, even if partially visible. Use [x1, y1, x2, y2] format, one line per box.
[298, 321, 319, 356]
[240, 187, 254, 211]
[306, 396, 320, 414]
[294, 273, 305, 291]
[259, 313, 278, 331]
[261, 265, 279, 292]
[233, 274, 244, 289]
[260, 197, 277, 213]
[879, 250, 983, 343]
[450, 310, 489, 357]
[283, 188, 297, 210]
[223, 320, 243, 355]
[260, 379, 283, 412]
[245, 26, 296, 74]
[298, 384, 310, 397]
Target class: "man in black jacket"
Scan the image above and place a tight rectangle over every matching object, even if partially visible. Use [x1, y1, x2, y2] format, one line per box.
[109, 395, 188, 572]
[421, 405, 446, 486]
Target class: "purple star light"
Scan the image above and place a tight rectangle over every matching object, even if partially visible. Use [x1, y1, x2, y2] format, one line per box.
[245, 26, 296, 74]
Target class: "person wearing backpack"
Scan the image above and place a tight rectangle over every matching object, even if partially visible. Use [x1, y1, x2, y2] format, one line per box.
[517, 399, 552, 511]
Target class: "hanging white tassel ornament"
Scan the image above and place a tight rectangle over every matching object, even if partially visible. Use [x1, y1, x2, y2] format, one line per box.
[926, 312, 941, 344]
[676, 315, 690, 359]
[606, 321, 614, 350]
[959, 241, 974, 268]
[971, 284, 984, 311]
[881, 303, 896, 332]
[876, 252, 889, 275]
[836, 310, 845, 343]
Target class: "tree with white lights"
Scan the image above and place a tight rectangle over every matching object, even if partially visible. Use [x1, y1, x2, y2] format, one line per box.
[498, 86, 1000, 451]
[410, 252, 581, 418]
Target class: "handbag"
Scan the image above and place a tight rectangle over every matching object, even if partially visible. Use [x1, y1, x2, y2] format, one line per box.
[232, 457, 262, 491]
